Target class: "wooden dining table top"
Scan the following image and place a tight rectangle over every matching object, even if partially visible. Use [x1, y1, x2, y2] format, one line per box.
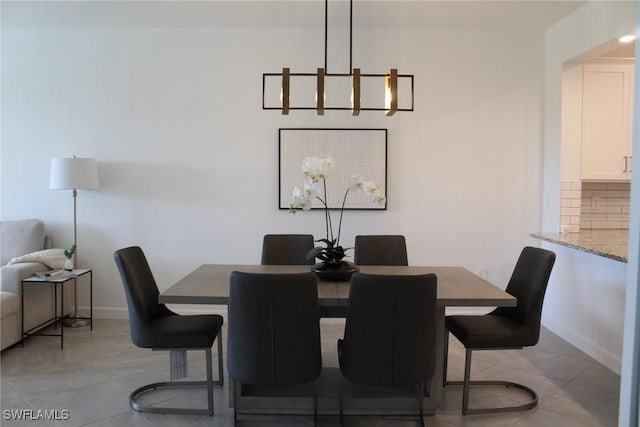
[159, 264, 516, 309]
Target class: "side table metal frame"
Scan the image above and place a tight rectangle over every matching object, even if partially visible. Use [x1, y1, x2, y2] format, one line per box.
[21, 269, 93, 349]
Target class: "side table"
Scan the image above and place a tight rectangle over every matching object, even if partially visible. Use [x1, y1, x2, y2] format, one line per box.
[21, 269, 93, 349]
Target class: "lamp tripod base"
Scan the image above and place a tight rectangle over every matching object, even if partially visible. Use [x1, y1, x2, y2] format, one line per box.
[63, 317, 90, 328]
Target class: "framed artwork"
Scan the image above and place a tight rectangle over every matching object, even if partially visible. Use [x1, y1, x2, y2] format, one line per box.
[279, 128, 387, 210]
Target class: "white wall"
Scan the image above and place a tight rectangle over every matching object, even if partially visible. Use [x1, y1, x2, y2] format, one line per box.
[619, 24, 640, 426]
[1, 9, 545, 318]
[543, 0, 637, 374]
[561, 64, 583, 182]
[541, 244, 627, 371]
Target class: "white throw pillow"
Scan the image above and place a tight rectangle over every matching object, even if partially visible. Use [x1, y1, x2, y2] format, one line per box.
[8, 249, 66, 270]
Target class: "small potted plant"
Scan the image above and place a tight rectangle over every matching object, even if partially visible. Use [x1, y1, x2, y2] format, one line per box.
[63, 244, 76, 272]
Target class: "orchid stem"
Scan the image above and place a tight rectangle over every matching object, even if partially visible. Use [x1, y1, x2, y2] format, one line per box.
[314, 182, 333, 242]
[336, 188, 350, 245]
[323, 180, 334, 241]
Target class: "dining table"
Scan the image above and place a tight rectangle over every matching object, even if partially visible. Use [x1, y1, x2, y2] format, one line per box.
[159, 264, 516, 416]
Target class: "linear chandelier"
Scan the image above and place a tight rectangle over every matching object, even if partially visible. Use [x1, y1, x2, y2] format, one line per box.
[262, 0, 414, 116]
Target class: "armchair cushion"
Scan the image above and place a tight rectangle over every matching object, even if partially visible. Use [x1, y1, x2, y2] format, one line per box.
[0, 291, 20, 317]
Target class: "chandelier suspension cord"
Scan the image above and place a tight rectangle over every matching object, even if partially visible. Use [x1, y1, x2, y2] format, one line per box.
[349, 0, 353, 72]
[324, 0, 328, 71]
[324, 0, 355, 73]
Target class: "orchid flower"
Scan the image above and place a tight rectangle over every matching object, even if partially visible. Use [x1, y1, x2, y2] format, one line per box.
[361, 181, 379, 195]
[301, 157, 319, 179]
[303, 182, 320, 198]
[302, 156, 335, 183]
[289, 187, 313, 213]
[318, 157, 335, 179]
[370, 193, 386, 205]
[349, 174, 364, 191]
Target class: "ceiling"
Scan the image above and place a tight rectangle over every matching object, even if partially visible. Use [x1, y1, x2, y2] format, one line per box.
[601, 42, 635, 59]
[2, 0, 588, 30]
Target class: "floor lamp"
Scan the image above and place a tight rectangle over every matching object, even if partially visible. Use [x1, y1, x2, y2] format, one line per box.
[50, 156, 99, 328]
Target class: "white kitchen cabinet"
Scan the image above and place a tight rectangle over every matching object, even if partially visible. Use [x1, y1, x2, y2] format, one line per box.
[581, 63, 634, 181]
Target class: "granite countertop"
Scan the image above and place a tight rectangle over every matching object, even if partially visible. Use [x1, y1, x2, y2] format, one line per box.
[530, 229, 628, 263]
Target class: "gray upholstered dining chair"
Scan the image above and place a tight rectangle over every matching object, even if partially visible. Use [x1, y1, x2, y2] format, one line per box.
[227, 271, 322, 426]
[338, 272, 437, 426]
[114, 246, 224, 416]
[353, 235, 408, 266]
[261, 234, 315, 265]
[443, 246, 556, 415]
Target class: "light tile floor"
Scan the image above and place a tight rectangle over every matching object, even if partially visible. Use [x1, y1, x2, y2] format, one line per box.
[0, 319, 620, 426]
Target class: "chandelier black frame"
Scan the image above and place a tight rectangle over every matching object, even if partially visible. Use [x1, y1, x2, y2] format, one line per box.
[262, 0, 414, 116]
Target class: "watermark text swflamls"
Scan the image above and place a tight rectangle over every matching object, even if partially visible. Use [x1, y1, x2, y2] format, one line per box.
[3, 409, 70, 421]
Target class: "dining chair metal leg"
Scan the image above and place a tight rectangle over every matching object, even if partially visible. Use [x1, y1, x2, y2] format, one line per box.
[128, 347, 217, 416]
[443, 331, 450, 387]
[462, 348, 472, 415]
[339, 376, 344, 425]
[444, 348, 539, 415]
[216, 329, 224, 386]
[313, 393, 318, 427]
[417, 383, 425, 427]
[206, 348, 214, 415]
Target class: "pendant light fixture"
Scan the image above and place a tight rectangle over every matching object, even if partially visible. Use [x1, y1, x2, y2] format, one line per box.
[262, 0, 414, 116]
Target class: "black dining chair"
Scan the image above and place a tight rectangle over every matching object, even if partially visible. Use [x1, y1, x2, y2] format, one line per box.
[443, 246, 556, 415]
[353, 235, 408, 266]
[338, 272, 437, 426]
[261, 234, 315, 265]
[114, 246, 224, 416]
[227, 271, 322, 426]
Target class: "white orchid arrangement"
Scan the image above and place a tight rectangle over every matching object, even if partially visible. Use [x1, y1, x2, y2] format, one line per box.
[289, 156, 386, 265]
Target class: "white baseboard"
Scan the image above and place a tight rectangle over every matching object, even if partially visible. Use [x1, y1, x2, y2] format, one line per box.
[77, 306, 128, 320]
[543, 316, 621, 374]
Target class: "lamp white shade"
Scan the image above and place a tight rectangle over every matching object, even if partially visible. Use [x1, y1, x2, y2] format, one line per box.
[50, 157, 99, 190]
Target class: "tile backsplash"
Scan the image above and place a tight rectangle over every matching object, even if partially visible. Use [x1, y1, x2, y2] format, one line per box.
[560, 181, 582, 233]
[580, 182, 630, 230]
[560, 181, 630, 231]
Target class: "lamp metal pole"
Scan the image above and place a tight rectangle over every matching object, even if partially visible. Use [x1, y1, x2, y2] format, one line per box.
[63, 188, 89, 328]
